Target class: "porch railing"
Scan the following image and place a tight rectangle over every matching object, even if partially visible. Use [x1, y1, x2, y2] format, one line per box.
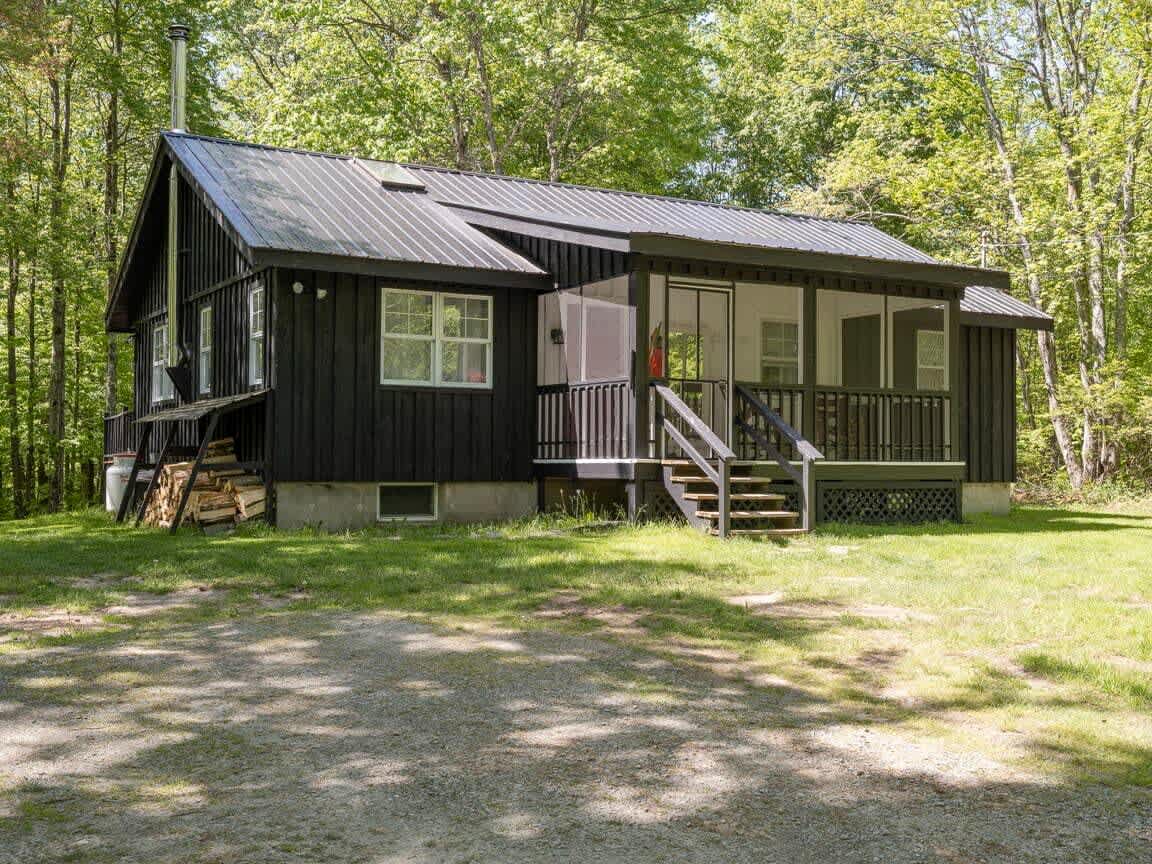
[103, 410, 139, 458]
[536, 379, 630, 460]
[658, 377, 729, 461]
[735, 384, 823, 530]
[652, 383, 734, 537]
[737, 385, 953, 462]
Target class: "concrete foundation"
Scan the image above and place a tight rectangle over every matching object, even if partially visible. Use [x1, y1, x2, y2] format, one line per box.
[962, 482, 1012, 516]
[276, 482, 537, 531]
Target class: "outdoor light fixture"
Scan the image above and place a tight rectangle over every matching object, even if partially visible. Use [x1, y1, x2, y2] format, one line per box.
[316, 287, 328, 300]
[292, 281, 304, 294]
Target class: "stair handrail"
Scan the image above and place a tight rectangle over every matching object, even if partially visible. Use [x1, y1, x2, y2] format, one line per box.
[652, 383, 734, 537]
[735, 384, 823, 530]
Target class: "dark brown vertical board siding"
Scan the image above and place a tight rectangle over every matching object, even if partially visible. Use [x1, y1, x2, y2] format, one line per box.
[331, 272, 358, 481]
[272, 269, 537, 484]
[486, 231, 629, 287]
[958, 325, 1017, 483]
[129, 173, 258, 456]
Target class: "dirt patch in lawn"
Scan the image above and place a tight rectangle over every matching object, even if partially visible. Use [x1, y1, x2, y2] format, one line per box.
[726, 593, 936, 624]
[0, 610, 103, 638]
[1, 611, 1148, 863]
[0, 586, 226, 639]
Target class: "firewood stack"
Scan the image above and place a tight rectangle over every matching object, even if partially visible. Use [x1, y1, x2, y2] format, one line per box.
[141, 438, 266, 529]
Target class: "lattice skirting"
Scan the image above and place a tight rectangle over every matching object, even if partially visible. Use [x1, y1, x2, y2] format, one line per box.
[640, 481, 686, 523]
[818, 481, 960, 524]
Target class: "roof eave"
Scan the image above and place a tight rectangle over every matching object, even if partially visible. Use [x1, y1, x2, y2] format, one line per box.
[441, 205, 632, 251]
[105, 141, 169, 331]
[106, 135, 262, 332]
[959, 310, 1054, 331]
[253, 249, 552, 290]
[631, 234, 1011, 292]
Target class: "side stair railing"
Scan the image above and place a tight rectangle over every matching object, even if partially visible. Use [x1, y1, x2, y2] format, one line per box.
[735, 384, 824, 531]
[652, 383, 735, 538]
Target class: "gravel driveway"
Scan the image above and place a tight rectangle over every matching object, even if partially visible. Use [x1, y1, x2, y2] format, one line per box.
[2, 611, 1148, 863]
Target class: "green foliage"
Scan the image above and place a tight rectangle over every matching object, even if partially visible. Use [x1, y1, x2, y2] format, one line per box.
[4, 0, 1152, 519]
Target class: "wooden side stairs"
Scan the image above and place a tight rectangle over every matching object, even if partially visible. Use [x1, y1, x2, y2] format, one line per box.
[662, 460, 807, 538]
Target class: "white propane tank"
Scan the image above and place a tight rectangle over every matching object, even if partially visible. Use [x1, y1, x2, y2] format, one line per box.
[105, 455, 134, 513]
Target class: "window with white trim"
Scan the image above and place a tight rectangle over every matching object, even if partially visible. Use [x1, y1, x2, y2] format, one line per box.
[377, 483, 437, 521]
[248, 284, 265, 387]
[760, 319, 800, 385]
[151, 323, 173, 403]
[380, 288, 492, 388]
[198, 305, 213, 395]
[916, 330, 947, 390]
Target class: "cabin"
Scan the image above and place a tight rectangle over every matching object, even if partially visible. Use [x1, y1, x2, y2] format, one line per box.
[103, 130, 1051, 536]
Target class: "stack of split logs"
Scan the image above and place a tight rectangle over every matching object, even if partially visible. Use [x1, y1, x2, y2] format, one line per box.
[142, 438, 266, 529]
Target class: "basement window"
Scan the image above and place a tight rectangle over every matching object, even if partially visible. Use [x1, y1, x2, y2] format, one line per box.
[151, 323, 174, 403]
[377, 483, 438, 521]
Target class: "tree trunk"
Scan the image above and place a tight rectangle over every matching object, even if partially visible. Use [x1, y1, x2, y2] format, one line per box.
[5, 237, 25, 517]
[26, 232, 38, 511]
[467, 12, 503, 174]
[47, 50, 73, 512]
[104, 0, 122, 416]
[960, 12, 1083, 486]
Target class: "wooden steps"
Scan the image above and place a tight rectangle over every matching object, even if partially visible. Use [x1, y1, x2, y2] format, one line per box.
[663, 463, 806, 540]
[682, 491, 786, 502]
[669, 474, 775, 485]
[693, 509, 797, 519]
[707, 526, 808, 537]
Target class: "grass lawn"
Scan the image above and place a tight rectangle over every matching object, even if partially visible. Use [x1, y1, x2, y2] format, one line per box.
[2, 504, 1150, 792]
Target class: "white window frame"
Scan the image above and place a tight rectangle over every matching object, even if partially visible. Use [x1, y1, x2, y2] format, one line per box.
[248, 284, 265, 387]
[379, 287, 493, 389]
[380, 287, 436, 386]
[916, 329, 947, 391]
[151, 323, 173, 404]
[759, 316, 802, 386]
[438, 292, 493, 389]
[198, 304, 213, 395]
[376, 482, 439, 522]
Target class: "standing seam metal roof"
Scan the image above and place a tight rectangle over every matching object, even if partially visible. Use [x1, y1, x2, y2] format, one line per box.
[163, 134, 545, 275]
[960, 284, 1053, 329]
[156, 134, 1050, 329]
[405, 164, 941, 265]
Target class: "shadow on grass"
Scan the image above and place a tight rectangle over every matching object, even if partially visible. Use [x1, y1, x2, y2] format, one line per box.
[3, 510, 1151, 801]
[2, 610, 1150, 862]
[817, 505, 1151, 540]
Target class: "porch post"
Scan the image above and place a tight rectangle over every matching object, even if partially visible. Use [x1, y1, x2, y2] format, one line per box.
[802, 281, 817, 439]
[948, 295, 961, 461]
[630, 266, 650, 460]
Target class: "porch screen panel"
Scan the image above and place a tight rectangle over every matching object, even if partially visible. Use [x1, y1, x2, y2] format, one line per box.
[815, 290, 885, 387]
[581, 277, 631, 382]
[888, 297, 947, 391]
[536, 277, 631, 385]
[733, 282, 803, 386]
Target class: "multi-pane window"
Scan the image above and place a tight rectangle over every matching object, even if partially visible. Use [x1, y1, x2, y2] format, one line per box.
[198, 305, 213, 395]
[916, 330, 947, 390]
[760, 320, 800, 385]
[248, 285, 265, 387]
[380, 288, 492, 388]
[151, 323, 174, 403]
[439, 295, 491, 385]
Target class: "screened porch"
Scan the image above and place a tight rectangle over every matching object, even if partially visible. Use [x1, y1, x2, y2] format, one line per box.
[534, 271, 960, 465]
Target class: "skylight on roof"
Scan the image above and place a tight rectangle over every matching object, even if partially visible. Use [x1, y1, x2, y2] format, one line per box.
[354, 159, 425, 190]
